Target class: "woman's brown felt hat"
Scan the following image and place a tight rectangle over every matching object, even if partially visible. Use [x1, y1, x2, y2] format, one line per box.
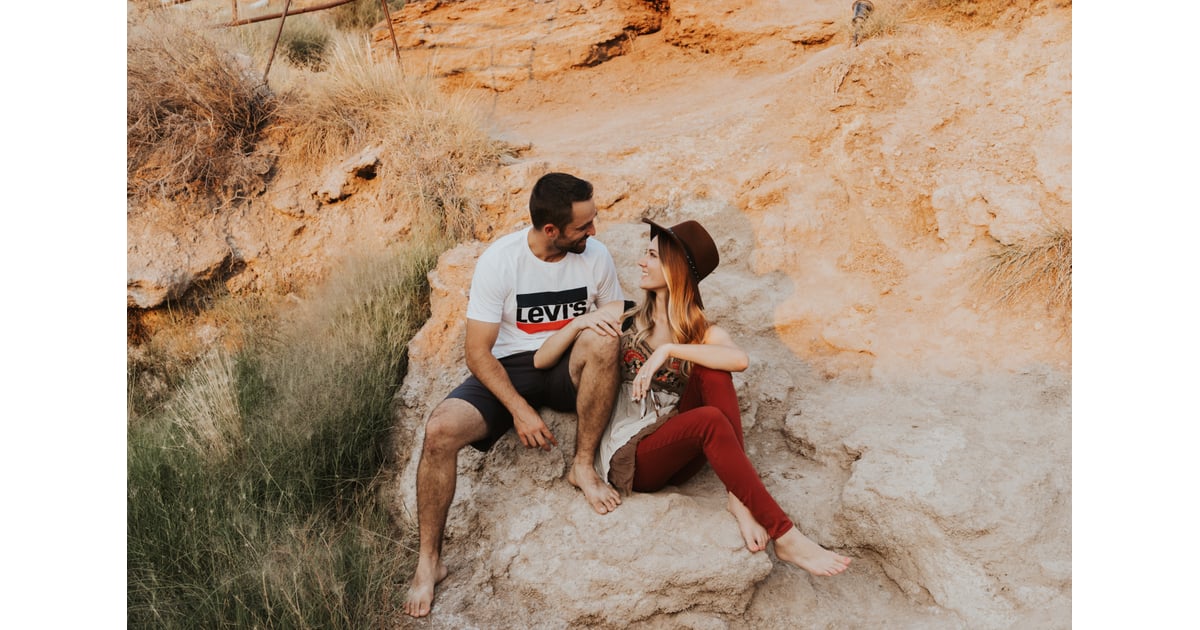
[642, 218, 720, 282]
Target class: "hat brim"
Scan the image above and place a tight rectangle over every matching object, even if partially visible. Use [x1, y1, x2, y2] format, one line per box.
[641, 217, 671, 241]
[643, 218, 686, 252]
[642, 217, 703, 282]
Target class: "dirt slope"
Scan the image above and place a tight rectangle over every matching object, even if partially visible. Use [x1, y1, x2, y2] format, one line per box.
[380, 1, 1072, 628]
[453, 0, 1071, 379]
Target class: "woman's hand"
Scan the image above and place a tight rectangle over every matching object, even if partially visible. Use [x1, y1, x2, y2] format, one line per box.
[534, 302, 624, 369]
[631, 343, 673, 402]
[571, 309, 621, 338]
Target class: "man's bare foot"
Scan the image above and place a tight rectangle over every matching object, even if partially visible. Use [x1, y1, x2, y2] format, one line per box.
[567, 461, 621, 514]
[403, 556, 449, 618]
[726, 493, 769, 552]
[773, 528, 852, 577]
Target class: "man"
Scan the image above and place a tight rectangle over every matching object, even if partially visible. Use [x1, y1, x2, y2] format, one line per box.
[404, 172, 625, 618]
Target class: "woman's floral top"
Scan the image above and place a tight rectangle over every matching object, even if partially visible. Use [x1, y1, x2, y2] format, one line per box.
[619, 332, 687, 397]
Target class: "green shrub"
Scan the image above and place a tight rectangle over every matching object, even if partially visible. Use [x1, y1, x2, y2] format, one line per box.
[281, 15, 332, 70]
[331, 0, 406, 31]
[128, 241, 441, 627]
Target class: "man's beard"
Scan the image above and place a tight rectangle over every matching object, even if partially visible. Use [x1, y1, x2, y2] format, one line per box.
[557, 235, 588, 254]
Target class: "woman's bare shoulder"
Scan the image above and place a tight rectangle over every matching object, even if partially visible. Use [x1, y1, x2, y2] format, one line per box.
[702, 324, 735, 345]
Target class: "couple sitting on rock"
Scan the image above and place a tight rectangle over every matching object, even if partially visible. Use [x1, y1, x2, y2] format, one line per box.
[404, 172, 851, 618]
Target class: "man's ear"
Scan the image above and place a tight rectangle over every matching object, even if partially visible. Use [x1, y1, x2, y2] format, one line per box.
[541, 223, 560, 239]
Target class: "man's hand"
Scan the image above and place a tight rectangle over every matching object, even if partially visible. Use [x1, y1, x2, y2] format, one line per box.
[572, 309, 621, 337]
[512, 402, 558, 451]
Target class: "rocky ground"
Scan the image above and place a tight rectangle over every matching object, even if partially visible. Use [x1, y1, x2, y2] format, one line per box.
[376, 1, 1071, 628]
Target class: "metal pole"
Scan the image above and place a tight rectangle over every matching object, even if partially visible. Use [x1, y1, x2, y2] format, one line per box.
[263, 0, 293, 82]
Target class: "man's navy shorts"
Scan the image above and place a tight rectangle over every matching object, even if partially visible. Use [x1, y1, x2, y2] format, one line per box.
[446, 349, 577, 452]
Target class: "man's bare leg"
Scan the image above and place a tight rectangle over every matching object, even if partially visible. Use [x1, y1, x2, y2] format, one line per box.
[773, 527, 852, 577]
[567, 329, 622, 514]
[404, 399, 489, 618]
[726, 492, 769, 552]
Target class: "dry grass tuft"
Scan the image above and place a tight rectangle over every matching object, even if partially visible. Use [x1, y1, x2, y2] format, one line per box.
[844, 0, 1042, 42]
[271, 38, 505, 240]
[128, 288, 282, 427]
[910, 0, 1042, 26]
[847, 2, 906, 44]
[128, 11, 276, 201]
[980, 228, 1072, 317]
[164, 349, 244, 459]
[249, 239, 442, 440]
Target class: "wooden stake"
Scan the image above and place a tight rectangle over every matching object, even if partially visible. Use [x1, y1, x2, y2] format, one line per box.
[380, 0, 404, 71]
[263, 0, 293, 82]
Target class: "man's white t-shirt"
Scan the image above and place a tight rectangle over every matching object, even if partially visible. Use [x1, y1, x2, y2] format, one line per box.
[466, 227, 625, 359]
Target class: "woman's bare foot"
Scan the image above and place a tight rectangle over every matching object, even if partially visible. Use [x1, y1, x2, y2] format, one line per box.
[567, 461, 621, 514]
[404, 555, 449, 618]
[773, 528, 852, 577]
[726, 493, 769, 552]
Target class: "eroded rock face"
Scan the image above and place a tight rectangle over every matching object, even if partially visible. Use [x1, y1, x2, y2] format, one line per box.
[787, 375, 1072, 627]
[478, 463, 774, 626]
[663, 0, 845, 53]
[127, 149, 415, 310]
[370, 0, 666, 90]
[127, 201, 237, 308]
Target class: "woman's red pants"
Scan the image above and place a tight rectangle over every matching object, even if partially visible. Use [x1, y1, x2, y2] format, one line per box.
[631, 365, 794, 539]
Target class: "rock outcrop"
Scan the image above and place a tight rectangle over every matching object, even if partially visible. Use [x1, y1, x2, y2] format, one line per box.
[127, 148, 418, 309]
[374, 1, 1071, 625]
[370, 0, 666, 91]
[127, 201, 239, 308]
[388, 227, 1070, 628]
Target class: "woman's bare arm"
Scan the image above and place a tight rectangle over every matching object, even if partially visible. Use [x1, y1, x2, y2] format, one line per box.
[662, 325, 749, 372]
[630, 325, 748, 400]
[532, 300, 624, 369]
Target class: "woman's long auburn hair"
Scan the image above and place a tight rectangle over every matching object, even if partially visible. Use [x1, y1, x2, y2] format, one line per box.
[625, 234, 710, 368]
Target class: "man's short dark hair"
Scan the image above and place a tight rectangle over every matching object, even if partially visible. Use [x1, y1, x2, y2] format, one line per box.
[529, 172, 593, 230]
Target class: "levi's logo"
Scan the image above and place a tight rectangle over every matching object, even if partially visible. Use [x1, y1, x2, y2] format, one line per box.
[516, 287, 588, 333]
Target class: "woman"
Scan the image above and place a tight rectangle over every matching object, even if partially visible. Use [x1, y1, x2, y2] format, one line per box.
[534, 218, 851, 577]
